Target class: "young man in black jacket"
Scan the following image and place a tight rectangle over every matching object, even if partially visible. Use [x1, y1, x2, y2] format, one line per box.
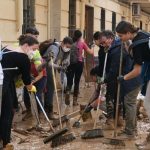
[100, 30, 141, 138]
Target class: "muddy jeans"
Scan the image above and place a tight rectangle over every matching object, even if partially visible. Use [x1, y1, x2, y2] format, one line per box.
[124, 86, 140, 135]
[144, 81, 150, 121]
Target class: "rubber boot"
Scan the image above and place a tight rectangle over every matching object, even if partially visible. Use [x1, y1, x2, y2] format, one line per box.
[73, 96, 78, 106]
[45, 105, 56, 120]
[65, 91, 70, 105]
[103, 118, 114, 130]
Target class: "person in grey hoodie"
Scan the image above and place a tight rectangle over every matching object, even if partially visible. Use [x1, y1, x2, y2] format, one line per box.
[42, 37, 73, 119]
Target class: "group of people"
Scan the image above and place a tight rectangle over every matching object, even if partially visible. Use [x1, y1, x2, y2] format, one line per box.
[0, 20, 150, 149]
[0, 27, 93, 149]
[89, 21, 150, 148]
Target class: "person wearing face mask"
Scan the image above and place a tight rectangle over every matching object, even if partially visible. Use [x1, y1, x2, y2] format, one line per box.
[0, 35, 38, 149]
[65, 30, 94, 106]
[40, 37, 73, 119]
[22, 27, 47, 120]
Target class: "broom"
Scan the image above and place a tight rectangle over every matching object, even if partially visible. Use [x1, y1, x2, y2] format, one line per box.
[80, 51, 109, 139]
[103, 42, 125, 146]
[72, 84, 101, 128]
[48, 57, 75, 147]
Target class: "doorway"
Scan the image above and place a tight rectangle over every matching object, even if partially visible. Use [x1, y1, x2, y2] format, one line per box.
[84, 5, 94, 82]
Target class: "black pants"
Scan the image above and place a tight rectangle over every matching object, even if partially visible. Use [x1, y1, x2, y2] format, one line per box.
[44, 67, 54, 112]
[0, 82, 17, 146]
[106, 81, 123, 119]
[66, 62, 84, 97]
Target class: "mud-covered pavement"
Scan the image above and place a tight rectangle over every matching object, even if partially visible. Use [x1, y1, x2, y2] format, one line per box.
[12, 80, 150, 150]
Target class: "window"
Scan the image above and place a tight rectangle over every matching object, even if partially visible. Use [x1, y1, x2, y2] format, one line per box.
[101, 8, 105, 31]
[69, 0, 76, 37]
[112, 12, 116, 32]
[22, 0, 35, 34]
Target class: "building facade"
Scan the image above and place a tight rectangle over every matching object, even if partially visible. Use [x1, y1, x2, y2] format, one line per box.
[0, 0, 150, 44]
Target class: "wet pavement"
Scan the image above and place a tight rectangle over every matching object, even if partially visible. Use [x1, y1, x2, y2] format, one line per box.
[12, 81, 150, 150]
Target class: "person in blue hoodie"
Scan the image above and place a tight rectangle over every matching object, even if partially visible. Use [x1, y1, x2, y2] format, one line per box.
[100, 30, 141, 138]
[89, 30, 141, 135]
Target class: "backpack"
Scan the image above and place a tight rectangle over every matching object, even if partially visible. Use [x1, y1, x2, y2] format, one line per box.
[39, 39, 58, 57]
[70, 42, 79, 64]
[129, 31, 150, 51]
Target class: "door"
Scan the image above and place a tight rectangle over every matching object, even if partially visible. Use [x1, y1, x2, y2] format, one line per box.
[84, 6, 94, 82]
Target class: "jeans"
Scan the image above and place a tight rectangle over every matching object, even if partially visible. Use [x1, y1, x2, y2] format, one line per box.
[24, 76, 47, 111]
[66, 62, 84, 97]
[124, 86, 140, 135]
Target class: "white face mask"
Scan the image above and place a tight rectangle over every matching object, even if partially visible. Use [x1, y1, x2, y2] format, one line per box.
[62, 47, 70, 52]
[27, 50, 34, 60]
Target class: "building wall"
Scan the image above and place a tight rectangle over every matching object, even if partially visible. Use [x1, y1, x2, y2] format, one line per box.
[0, 0, 150, 44]
[0, 0, 20, 44]
[35, 0, 48, 42]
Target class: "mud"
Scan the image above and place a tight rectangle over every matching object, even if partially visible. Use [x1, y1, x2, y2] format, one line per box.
[12, 80, 150, 150]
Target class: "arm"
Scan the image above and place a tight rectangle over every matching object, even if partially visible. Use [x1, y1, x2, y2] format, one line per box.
[124, 64, 141, 80]
[124, 45, 143, 80]
[83, 42, 94, 55]
[32, 71, 43, 84]
[104, 51, 120, 83]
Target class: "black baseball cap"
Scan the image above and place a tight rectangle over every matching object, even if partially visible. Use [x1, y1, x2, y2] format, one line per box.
[25, 27, 39, 35]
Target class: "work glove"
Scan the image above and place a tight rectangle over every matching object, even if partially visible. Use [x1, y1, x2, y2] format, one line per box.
[117, 75, 124, 82]
[28, 85, 37, 93]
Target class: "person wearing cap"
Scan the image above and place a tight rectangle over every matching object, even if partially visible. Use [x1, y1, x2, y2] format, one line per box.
[40, 37, 73, 119]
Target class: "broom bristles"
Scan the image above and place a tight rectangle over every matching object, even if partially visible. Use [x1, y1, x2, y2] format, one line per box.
[43, 127, 69, 144]
[81, 128, 104, 139]
[51, 133, 76, 148]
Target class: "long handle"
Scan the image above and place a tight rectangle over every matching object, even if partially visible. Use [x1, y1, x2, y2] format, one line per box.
[114, 43, 124, 137]
[93, 52, 108, 129]
[51, 58, 62, 129]
[34, 93, 55, 132]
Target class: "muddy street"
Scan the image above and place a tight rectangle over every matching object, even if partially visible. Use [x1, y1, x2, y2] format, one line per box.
[12, 80, 150, 150]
